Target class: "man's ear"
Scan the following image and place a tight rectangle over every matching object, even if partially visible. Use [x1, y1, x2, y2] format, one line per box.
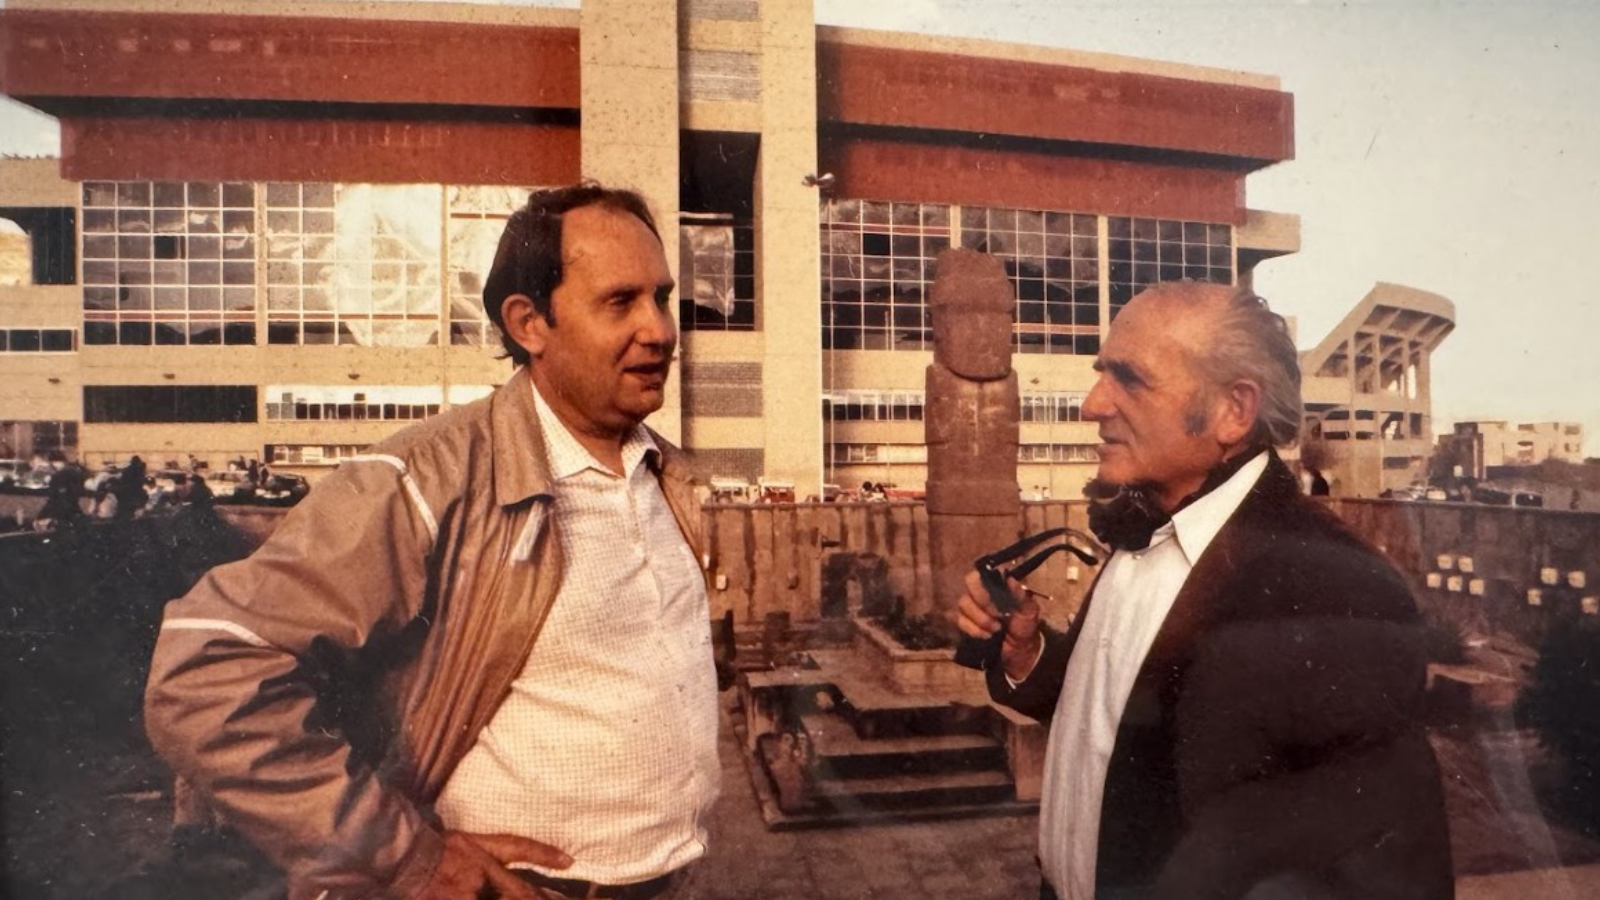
[1216, 379, 1262, 447]
[499, 294, 549, 359]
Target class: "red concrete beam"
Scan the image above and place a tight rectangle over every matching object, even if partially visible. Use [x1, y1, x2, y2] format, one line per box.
[818, 41, 1294, 168]
[821, 134, 1246, 224]
[61, 117, 580, 186]
[0, 9, 579, 110]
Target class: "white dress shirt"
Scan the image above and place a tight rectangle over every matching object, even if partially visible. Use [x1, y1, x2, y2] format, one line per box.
[435, 386, 720, 884]
[1039, 452, 1269, 898]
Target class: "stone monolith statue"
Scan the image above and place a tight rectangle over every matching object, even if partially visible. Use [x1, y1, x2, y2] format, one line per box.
[924, 248, 1019, 626]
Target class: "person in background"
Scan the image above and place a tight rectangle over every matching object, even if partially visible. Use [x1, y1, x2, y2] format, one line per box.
[115, 454, 148, 519]
[35, 449, 86, 531]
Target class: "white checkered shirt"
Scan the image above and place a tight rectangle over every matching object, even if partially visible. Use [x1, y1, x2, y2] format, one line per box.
[435, 386, 720, 884]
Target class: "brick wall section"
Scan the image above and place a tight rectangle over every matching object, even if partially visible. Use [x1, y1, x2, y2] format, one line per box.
[699, 499, 1600, 632]
[21, 499, 1588, 636]
[1328, 499, 1600, 614]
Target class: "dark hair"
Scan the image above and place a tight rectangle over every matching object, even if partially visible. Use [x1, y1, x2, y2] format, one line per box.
[481, 182, 661, 366]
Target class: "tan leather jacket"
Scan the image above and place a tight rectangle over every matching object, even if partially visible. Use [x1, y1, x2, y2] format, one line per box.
[145, 370, 706, 900]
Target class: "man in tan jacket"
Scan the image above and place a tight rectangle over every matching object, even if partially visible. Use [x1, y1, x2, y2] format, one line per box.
[146, 184, 719, 900]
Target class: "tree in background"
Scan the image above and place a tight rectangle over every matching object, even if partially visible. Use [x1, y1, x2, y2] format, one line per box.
[1518, 614, 1600, 830]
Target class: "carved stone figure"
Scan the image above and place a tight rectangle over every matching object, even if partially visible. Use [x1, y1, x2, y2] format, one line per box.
[924, 248, 1020, 623]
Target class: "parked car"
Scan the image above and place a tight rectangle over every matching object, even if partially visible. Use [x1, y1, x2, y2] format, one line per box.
[254, 472, 310, 507]
[205, 469, 257, 503]
[15, 464, 54, 495]
[1471, 486, 1510, 505]
[708, 476, 753, 504]
[0, 459, 31, 493]
[755, 478, 796, 503]
[146, 469, 194, 507]
[1471, 487, 1544, 508]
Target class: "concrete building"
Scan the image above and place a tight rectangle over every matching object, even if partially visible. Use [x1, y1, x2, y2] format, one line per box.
[0, 0, 1303, 497]
[1439, 420, 1587, 481]
[1298, 282, 1456, 497]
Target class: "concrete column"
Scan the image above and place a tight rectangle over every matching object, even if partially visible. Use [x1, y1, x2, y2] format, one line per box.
[580, 0, 684, 442]
[1415, 343, 1433, 439]
[754, 0, 823, 496]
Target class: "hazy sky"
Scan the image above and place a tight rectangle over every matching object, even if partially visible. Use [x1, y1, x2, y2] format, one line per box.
[2, 0, 1596, 451]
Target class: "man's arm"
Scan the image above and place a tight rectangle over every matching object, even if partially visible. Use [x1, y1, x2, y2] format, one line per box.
[145, 459, 445, 900]
[1155, 612, 1443, 899]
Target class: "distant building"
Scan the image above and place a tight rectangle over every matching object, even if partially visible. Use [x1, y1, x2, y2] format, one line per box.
[1439, 420, 1586, 480]
[0, 0, 1303, 494]
[1298, 283, 1456, 497]
[0, 0, 1423, 501]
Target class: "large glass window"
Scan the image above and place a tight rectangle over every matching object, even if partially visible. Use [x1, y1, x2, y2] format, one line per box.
[828, 443, 929, 464]
[680, 216, 755, 331]
[1108, 217, 1233, 319]
[83, 385, 257, 424]
[266, 443, 368, 466]
[0, 328, 75, 353]
[821, 200, 949, 350]
[0, 420, 77, 458]
[82, 181, 531, 349]
[447, 186, 532, 346]
[1018, 443, 1098, 463]
[823, 390, 926, 422]
[1019, 392, 1086, 423]
[265, 184, 442, 346]
[264, 385, 445, 422]
[81, 182, 257, 346]
[961, 207, 1100, 356]
[820, 200, 1233, 356]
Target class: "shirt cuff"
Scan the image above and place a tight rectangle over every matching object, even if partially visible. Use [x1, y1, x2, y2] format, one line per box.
[1003, 632, 1047, 688]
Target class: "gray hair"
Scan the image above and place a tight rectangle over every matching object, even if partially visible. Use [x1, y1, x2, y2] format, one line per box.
[1149, 282, 1302, 448]
[1198, 287, 1303, 447]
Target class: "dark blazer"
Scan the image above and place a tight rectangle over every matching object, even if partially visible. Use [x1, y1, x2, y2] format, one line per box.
[992, 455, 1453, 900]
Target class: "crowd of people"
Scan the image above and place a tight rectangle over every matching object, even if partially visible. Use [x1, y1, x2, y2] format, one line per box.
[27, 452, 231, 532]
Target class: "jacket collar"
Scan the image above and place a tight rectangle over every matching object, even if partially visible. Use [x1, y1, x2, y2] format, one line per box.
[490, 367, 692, 508]
[491, 367, 556, 507]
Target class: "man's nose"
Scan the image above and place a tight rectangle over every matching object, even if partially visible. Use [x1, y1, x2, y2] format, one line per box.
[634, 296, 677, 348]
[1082, 378, 1114, 422]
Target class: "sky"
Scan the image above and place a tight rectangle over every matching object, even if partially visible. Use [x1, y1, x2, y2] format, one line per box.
[1, 0, 1597, 452]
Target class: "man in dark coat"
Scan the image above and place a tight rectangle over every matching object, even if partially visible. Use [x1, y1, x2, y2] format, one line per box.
[115, 454, 148, 519]
[957, 282, 1452, 900]
[35, 449, 86, 530]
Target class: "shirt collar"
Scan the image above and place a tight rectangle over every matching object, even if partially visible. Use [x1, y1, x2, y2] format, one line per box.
[1165, 450, 1270, 566]
[529, 380, 658, 480]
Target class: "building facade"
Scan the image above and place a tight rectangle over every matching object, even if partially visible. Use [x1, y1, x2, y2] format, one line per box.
[1297, 282, 1456, 497]
[1439, 420, 1587, 481]
[0, 0, 1300, 498]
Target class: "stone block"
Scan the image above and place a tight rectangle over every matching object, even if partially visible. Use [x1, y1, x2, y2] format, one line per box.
[924, 366, 1019, 516]
[928, 248, 1015, 381]
[929, 513, 1023, 624]
[854, 614, 987, 694]
[989, 703, 1048, 801]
